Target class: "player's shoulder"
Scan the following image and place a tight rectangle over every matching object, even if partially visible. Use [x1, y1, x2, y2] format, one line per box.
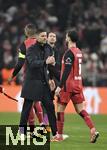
[70, 47, 82, 57]
[63, 49, 74, 63]
[28, 43, 37, 51]
[64, 49, 74, 57]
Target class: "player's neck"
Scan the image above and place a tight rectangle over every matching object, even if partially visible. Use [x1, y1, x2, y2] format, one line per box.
[68, 42, 76, 49]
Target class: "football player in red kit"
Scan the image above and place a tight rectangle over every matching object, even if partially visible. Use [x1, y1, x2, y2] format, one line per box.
[52, 29, 99, 143]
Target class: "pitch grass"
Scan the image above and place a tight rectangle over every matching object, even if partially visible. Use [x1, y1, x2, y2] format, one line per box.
[0, 113, 106, 150]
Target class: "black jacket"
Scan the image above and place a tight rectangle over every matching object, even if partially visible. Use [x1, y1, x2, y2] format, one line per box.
[21, 42, 50, 100]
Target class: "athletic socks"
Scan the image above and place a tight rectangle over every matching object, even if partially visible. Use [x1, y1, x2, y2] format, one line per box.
[57, 112, 64, 134]
[79, 110, 94, 129]
[34, 101, 44, 124]
[43, 113, 49, 125]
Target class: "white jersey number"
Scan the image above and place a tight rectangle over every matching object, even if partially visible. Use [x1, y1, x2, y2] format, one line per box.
[75, 54, 82, 80]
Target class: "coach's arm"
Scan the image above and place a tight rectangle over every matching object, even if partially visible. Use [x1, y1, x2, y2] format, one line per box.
[26, 47, 55, 68]
[26, 46, 46, 68]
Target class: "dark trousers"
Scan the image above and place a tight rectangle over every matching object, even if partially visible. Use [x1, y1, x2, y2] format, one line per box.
[19, 99, 33, 134]
[20, 83, 57, 136]
[41, 84, 57, 136]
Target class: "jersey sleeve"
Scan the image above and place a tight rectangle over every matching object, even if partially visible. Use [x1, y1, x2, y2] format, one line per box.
[59, 50, 74, 88]
[11, 42, 26, 78]
[18, 42, 26, 59]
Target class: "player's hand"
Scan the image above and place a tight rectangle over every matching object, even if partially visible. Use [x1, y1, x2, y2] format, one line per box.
[55, 86, 61, 96]
[46, 56, 55, 65]
[49, 79, 56, 91]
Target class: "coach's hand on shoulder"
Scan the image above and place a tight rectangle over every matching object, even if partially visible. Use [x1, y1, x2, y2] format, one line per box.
[46, 56, 55, 65]
[55, 86, 61, 96]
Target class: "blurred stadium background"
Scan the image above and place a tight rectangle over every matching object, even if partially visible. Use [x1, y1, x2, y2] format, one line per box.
[0, 0, 107, 149]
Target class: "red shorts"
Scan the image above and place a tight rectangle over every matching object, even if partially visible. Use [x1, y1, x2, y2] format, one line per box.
[58, 89, 85, 105]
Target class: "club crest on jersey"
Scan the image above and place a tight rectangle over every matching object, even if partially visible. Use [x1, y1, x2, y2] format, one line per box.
[65, 57, 72, 64]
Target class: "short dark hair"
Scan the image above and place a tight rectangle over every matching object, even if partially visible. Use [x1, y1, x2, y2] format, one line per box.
[47, 32, 56, 37]
[36, 28, 46, 34]
[67, 29, 78, 43]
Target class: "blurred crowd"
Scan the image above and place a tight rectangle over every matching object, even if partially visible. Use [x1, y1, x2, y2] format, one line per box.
[0, 0, 107, 86]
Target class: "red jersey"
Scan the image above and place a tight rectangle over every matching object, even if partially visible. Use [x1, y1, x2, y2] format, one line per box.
[61, 47, 83, 93]
[12, 38, 37, 78]
[19, 38, 37, 78]
[24, 38, 37, 49]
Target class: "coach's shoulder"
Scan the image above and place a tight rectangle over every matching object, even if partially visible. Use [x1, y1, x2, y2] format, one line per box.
[27, 43, 36, 51]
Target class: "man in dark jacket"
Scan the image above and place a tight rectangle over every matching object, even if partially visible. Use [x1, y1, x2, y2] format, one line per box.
[8, 23, 45, 132]
[43, 32, 62, 125]
[20, 30, 58, 137]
